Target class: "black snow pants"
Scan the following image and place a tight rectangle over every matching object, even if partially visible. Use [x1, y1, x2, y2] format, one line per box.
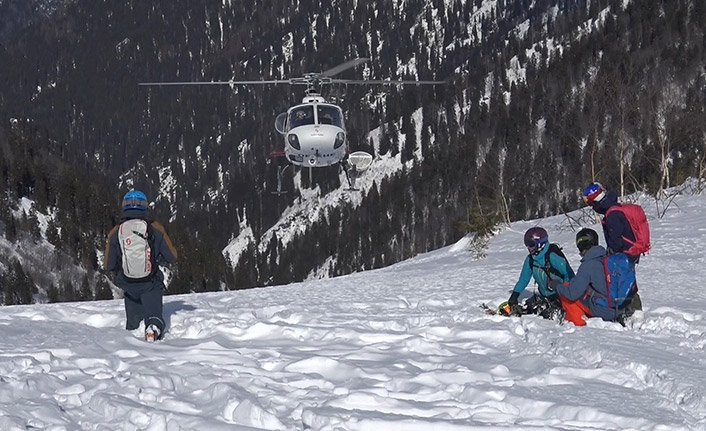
[121, 280, 165, 333]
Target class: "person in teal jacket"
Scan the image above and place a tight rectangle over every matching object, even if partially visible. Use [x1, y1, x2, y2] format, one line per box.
[507, 227, 574, 317]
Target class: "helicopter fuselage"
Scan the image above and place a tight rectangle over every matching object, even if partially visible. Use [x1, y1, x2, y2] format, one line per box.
[275, 97, 347, 168]
[285, 124, 346, 167]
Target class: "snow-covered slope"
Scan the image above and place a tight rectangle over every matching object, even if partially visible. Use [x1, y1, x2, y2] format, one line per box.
[1, 184, 705, 430]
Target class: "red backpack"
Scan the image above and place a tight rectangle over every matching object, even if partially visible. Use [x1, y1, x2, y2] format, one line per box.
[605, 204, 651, 256]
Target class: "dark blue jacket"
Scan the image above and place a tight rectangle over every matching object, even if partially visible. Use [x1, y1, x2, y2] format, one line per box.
[513, 245, 574, 298]
[555, 245, 620, 322]
[104, 209, 178, 291]
[594, 191, 637, 256]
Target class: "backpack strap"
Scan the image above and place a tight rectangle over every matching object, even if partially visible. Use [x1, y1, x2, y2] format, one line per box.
[542, 244, 568, 279]
[529, 244, 567, 280]
[543, 247, 565, 279]
[602, 256, 613, 308]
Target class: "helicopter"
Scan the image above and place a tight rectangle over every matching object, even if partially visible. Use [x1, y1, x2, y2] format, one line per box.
[139, 58, 444, 194]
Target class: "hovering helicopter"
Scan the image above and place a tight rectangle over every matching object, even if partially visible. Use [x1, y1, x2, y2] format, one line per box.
[139, 58, 444, 194]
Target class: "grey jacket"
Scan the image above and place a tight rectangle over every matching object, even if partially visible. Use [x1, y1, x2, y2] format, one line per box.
[555, 245, 619, 322]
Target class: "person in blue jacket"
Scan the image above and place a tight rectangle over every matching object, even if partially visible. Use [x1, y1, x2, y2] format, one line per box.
[549, 228, 619, 325]
[507, 227, 574, 317]
[104, 190, 178, 342]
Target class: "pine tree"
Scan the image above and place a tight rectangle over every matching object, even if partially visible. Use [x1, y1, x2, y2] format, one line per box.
[46, 217, 60, 246]
[77, 275, 92, 301]
[28, 207, 41, 241]
[4, 260, 34, 305]
[61, 279, 76, 302]
[4, 215, 17, 243]
[94, 276, 113, 300]
[46, 283, 60, 303]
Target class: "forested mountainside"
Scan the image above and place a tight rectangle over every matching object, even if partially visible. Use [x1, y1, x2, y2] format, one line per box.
[1, 0, 705, 304]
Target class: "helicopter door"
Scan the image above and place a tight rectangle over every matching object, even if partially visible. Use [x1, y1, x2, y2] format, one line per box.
[275, 112, 288, 134]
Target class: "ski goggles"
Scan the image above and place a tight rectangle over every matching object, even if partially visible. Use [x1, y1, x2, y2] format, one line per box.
[525, 238, 548, 254]
[582, 185, 605, 205]
[576, 236, 593, 252]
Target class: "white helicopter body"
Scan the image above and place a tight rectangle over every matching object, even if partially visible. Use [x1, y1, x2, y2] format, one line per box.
[275, 96, 346, 168]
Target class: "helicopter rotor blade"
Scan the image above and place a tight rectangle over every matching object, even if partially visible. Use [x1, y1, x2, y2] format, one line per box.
[138, 79, 292, 86]
[330, 78, 445, 85]
[321, 58, 370, 77]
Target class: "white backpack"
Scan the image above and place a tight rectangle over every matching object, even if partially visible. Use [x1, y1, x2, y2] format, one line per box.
[118, 219, 155, 280]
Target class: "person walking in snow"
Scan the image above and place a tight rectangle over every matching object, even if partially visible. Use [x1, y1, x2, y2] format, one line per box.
[506, 227, 574, 318]
[549, 228, 640, 326]
[104, 190, 178, 342]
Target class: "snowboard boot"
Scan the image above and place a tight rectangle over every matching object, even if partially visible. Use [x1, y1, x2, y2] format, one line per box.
[145, 324, 161, 342]
[625, 292, 643, 313]
[618, 292, 643, 327]
[537, 296, 564, 321]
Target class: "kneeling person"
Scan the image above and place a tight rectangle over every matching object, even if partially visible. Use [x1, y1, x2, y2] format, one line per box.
[507, 227, 574, 319]
[551, 228, 638, 326]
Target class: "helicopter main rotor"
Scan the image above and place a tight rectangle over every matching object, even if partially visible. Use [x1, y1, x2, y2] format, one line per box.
[138, 58, 445, 89]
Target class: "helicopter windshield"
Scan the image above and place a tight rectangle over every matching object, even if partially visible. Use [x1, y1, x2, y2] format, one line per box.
[317, 105, 343, 127]
[289, 106, 315, 129]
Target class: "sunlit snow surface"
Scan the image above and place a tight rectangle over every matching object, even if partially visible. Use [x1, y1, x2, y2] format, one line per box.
[2, 189, 706, 430]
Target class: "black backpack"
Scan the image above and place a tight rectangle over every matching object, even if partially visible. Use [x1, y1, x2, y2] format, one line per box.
[528, 243, 572, 279]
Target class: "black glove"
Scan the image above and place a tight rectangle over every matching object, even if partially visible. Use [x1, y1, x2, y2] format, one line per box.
[509, 304, 523, 316]
[508, 291, 520, 306]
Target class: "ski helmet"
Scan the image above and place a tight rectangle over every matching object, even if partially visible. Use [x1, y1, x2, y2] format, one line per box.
[524, 227, 548, 255]
[582, 182, 606, 206]
[575, 228, 599, 254]
[122, 190, 148, 211]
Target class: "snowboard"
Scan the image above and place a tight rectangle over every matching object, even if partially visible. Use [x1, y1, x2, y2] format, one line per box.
[480, 300, 563, 321]
[480, 302, 521, 317]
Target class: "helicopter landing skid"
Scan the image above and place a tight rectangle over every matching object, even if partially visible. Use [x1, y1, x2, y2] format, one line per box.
[341, 162, 360, 191]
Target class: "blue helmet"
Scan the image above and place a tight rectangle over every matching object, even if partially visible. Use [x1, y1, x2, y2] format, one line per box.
[122, 190, 148, 211]
[582, 182, 606, 206]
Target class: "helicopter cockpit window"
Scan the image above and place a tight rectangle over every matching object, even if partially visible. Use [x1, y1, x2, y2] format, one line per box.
[289, 106, 315, 129]
[317, 106, 343, 127]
